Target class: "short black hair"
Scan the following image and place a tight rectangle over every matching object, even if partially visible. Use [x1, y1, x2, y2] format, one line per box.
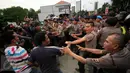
[34, 31, 46, 46]
[2, 30, 15, 44]
[109, 33, 125, 49]
[105, 17, 118, 26]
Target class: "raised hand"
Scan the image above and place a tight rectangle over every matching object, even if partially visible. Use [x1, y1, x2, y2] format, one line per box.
[65, 41, 72, 45]
[71, 34, 75, 37]
[76, 45, 86, 51]
[62, 47, 71, 55]
[61, 44, 70, 54]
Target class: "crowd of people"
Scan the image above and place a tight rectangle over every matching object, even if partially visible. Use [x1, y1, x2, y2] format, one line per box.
[0, 9, 130, 73]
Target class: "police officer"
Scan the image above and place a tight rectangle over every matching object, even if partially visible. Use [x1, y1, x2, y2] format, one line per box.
[64, 33, 130, 73]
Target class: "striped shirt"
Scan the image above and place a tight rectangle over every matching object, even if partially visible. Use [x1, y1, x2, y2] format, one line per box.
[4, 46, 29, 73]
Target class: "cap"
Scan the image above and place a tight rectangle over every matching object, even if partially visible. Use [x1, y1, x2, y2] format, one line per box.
[97, 15, 102, 19]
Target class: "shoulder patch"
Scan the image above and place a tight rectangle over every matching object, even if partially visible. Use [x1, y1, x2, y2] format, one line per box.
[92, 58, 100, 63]
[92, 58, 105, 63]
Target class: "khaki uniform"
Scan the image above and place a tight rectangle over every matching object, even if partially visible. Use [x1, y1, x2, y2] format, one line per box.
[83, 31, 97, 73]
[86, 48, 130, 72]
[98, 27, 122, 47]
[67, 24, 81, 35]
[57, 24, 65, 37]
[84, 31, 97, 48]
[94, 21, 102, 32]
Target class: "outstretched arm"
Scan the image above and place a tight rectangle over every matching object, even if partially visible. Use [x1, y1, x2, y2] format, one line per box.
[65, 36, 86, 45]
[64, 47, 87, 64]
[76, 45, 107, 55]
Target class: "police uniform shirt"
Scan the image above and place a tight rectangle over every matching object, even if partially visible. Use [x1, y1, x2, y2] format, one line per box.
[94, 21, 102, 30]
[68, 24, 81, 35]
[98, 27, 122, 47]
[86, 48, 130, 69]
[83, 31, 97, 48]
[57, 24, 65, 37]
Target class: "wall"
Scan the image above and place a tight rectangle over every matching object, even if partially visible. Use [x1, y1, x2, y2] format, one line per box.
[76, 1, 81, 12]
[38, 4, 70, 21]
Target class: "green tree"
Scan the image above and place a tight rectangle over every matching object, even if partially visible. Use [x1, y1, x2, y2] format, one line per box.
[28, 8, 38, 20]
[0, 7, 40, 27]
[72, 12, 76, 16]
[75, 10, 88, 17]
[36, 9, 41, 14]
[0, 9, 7, 30]
[97, 3, 111, 13]
[3, 6, 28, 22]
[111, 0, 130, 11]
[24, 8, 29, 16]
[0, 9, 3, 15]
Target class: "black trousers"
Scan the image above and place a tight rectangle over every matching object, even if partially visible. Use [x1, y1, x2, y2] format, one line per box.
[78, 52, 87, 73]
[78, 52, 101, 73]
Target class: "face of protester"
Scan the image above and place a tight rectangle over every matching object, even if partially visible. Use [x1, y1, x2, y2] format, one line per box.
[12, 32, 20, 44]
[84, 23, 94, 33]
[103, 35, 119, 52]
[44, 35, 50, 46]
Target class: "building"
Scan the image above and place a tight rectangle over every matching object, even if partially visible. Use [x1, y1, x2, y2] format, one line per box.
[38, 0, 71, 21]
[76, 1, 81, 12]
[71, 6, 75, 13]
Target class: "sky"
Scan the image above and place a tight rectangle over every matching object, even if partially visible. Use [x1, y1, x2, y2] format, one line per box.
[0, 0, 111, 11]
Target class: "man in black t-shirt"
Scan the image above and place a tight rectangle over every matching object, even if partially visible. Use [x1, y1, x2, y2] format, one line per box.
[28, 31, 64, 73]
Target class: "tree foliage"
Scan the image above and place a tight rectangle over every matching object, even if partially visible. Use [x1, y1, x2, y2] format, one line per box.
[0, 6, 39, 22]
[36, 9, 41, 14]
[0, 6, 40, 27]
[98, 3, 111, 13]
[3, 6, 28, 22]
[73, 10, 88, 17]
[28, 8, 38, 20]
[111, 0, 130, 11]
[97, 0, 130, 14]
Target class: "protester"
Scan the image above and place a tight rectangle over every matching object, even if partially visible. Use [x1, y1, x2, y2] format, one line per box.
[3, 30, 32, 73]
[28, 31, 65, 73]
